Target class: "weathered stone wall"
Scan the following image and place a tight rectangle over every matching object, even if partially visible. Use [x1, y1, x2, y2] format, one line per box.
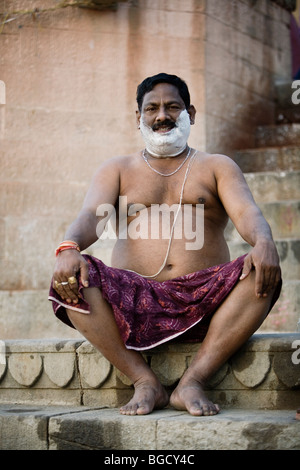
[205, 0, 292, 153]
[0, 0, 293, 339]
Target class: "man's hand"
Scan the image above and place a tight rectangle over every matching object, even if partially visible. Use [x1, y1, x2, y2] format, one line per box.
[53, 250, 89, 304]
[239, 240, 281, 298]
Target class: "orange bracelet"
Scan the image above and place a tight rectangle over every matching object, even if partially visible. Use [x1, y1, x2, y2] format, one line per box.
[55, 241, 80, 257]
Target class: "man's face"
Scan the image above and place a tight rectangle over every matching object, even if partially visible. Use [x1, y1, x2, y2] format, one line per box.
[136, 82, 195, 132]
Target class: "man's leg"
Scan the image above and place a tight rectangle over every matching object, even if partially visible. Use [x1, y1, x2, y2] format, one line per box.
[66, 287, 169, 415]
[170, 270, 276, 416]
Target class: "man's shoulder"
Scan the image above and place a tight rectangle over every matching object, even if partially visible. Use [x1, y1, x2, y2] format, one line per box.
[196, 151, 240, 170]
[197, 151, 234, 163]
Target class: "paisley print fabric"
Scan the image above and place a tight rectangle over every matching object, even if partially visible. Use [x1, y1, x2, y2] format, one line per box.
[48, 254, 281, 351]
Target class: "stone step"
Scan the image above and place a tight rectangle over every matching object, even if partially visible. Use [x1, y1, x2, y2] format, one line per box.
[255, 123, 300, 148]
[0, 404, 299, 450]
[234, 146, 300, 172]
[0, 335, 299, 450]
[225, 200, 300, 240]
[276, 108, 300, 124]
[244, 170, 300, 202]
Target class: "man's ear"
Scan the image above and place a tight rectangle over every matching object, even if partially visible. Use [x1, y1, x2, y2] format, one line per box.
[136, 110, 141, 129]
[187, 105, 196, 125]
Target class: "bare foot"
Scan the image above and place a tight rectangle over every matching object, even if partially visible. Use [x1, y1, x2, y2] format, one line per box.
[119, 379, 169, 416]
[170, 378, 220, 416]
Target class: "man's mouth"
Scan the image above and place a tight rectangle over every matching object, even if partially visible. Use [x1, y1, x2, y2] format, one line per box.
[152, 121, 176, 134]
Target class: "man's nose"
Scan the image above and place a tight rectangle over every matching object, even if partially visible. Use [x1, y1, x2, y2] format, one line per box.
[155, 106, 170, 121]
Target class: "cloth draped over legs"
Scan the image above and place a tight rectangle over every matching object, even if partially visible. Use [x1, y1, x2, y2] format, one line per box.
[48, 254, 281, 351]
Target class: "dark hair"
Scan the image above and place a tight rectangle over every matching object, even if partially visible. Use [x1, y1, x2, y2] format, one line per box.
[136, 73, 190, 111]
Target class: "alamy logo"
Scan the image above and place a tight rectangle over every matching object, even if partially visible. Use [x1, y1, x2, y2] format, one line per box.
[291, 80, 300, 105]
[291, 339, 300, 365]
[96, 196, 204, 250]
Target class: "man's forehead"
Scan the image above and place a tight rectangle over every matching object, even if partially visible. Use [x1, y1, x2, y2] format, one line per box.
[142, 83, 184, 105]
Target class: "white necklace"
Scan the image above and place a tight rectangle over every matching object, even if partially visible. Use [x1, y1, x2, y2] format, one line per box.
[142, 147, 191, 177]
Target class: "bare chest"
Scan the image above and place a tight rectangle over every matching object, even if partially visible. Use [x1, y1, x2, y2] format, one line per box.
[120, 165, 218, 211]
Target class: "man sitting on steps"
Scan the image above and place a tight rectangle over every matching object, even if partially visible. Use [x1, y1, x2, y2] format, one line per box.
[49, 73, 282, 416]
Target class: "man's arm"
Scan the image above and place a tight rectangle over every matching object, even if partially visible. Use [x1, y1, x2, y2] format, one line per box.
[52, 158, 120, 304]
[214, 154, 281, 298]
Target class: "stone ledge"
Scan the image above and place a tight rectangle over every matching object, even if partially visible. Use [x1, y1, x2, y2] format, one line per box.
[234, 146, 300, 173]
[226, 199, 300, 240]
[0, 334, 299, 410]
[255, 124, 300, 148]
[0, 405, 299, 450]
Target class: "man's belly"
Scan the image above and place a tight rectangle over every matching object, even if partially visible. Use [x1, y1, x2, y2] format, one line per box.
[111, 236, 231, 281]
[108, 207, 230, 280]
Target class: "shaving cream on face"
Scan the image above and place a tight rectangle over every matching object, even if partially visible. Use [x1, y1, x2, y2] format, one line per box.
[139, 109, 191, 158]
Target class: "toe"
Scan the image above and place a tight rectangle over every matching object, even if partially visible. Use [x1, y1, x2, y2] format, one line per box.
[120, 404, 137, 415]
[188, 401, 204, 416]
[207, 403, 220, 415]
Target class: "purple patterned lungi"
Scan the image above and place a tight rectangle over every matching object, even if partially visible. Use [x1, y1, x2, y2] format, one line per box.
[48, 254, 281, 351]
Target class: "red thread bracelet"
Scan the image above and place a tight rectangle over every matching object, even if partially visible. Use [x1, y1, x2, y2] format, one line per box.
[55, 241, 80, 257]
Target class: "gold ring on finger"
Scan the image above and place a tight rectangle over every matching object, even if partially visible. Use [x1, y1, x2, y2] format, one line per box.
[68, 276, 77, 285]
[54, 280, 61, 288]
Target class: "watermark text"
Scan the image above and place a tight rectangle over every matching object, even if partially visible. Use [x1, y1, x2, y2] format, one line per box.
[291, 339, 300, 365]
[291, 80, 300, 104]
[96, 196, 204, 251]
